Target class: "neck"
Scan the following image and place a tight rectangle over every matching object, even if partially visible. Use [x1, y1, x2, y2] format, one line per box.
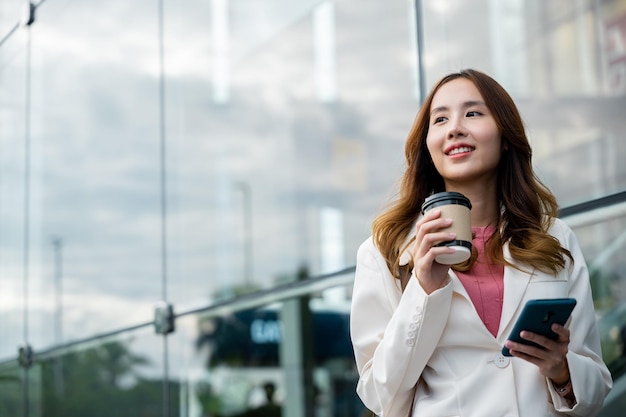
[445, 182, 498, 227]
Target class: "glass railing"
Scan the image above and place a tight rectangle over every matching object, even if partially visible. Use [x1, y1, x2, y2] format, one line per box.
[0, 268, 359, 417]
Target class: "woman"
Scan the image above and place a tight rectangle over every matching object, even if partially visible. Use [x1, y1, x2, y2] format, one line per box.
[350, 69, 612, 416]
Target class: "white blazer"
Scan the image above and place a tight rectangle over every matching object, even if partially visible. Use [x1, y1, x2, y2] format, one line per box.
[350, 218, 612, 417]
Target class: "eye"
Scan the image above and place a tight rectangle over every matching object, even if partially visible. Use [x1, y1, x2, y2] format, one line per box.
[433, 116, 447, 124]
[466, 110, 481, 117]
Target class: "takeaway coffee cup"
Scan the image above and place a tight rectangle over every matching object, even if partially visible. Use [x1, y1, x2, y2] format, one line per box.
[421, 191, 472, 265]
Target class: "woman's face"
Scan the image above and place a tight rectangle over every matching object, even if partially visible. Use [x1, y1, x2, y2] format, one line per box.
[425, 78, 502, 189]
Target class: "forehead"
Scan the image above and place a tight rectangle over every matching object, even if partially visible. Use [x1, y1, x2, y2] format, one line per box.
[430, 78, 485, 109]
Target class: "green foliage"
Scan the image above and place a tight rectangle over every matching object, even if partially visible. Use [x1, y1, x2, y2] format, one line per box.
[0, 368, 23, 416]
[589, 267, 616, 311]
[33, 340, 177, 417]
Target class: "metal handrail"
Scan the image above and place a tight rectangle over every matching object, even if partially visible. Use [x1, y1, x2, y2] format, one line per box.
[0, 266, 356, 363]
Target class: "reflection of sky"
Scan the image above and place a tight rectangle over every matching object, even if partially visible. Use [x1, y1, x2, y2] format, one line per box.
[0, 0, 418, 356]
[1, 0, 624, 361]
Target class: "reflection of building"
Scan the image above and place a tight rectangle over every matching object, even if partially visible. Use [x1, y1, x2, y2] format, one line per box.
[0, 0, 626, 416]
[198, 305, 352, 365]
[194, 304, 358, 416]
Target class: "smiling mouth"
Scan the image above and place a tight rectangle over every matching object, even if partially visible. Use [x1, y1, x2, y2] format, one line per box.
[447, 146, 474, 156]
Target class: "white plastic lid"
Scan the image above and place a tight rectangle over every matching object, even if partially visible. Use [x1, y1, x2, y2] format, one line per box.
[435, 246, 471, 265]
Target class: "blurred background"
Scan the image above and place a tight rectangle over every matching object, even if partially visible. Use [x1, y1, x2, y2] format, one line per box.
[0, 0, 625, 416]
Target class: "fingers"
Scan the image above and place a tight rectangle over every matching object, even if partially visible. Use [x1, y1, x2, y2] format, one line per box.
[414, 210, 456, 256]
[504, 326, 570, 380]
[551, 323, 571, 343]
[507, 329, 568, 357]
[412, 209, 455, 293]
[506, 324, 570, 352]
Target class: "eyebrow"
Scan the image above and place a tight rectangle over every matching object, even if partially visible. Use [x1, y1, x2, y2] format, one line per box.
[430, 100, 486, 116]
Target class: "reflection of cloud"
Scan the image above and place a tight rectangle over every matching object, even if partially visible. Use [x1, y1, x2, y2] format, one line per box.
[61, 289, 154, 337]
[1, 0, 423, 350]
[0, 282, 155, 359]
[0, 292, 19, 312]
[33, 4, 160, 76]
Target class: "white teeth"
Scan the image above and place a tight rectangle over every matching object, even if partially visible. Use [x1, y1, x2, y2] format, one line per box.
[448, 146, 473, 155]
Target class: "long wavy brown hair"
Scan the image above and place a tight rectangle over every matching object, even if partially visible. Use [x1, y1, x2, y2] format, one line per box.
[372, 69, 572, 286]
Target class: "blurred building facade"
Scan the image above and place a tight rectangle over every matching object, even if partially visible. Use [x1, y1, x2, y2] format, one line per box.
[0, 0, 625, 416]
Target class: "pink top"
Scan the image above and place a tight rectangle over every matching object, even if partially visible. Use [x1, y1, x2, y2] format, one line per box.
[455, 226, 504, 337]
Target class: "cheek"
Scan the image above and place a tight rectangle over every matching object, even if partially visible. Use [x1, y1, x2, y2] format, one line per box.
[492, 132, 504, 155]
[480, 127, 502, 156]
[425, 134, 438, 156]
[426, 133, 445, 166]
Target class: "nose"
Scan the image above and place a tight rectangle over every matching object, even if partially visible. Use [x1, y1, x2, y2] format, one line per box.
[447, 116, 466, 139]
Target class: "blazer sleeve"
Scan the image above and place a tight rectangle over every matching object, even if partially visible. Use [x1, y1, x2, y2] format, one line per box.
[350, 237, 453, 417]
[548, 219, 613, 416]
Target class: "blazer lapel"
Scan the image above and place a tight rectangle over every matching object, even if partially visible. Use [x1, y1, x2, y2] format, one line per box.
[497, 241, 534, 338]
[448, 269, 471, 300]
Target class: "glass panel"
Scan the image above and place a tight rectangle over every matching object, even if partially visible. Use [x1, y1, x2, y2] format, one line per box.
[171, 283, 364, 417]
[164, 0, 419, 309]
[27, 0, 162, 345]
[0, 26, 27, 361]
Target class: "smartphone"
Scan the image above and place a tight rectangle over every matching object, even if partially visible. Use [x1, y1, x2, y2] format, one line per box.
[502, 298, 577, 357]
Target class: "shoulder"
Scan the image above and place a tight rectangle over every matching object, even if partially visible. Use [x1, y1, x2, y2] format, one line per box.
[357, 236, 385, 266]
[355, 236, 397, 282]
[546, 217, 578, 246]
[358, 235, 376, 252]
[353, 236, 402, 310]
[546, 217, 585, 269]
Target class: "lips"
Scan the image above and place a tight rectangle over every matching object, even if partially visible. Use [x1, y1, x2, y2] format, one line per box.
[446, 146, 475, 156]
